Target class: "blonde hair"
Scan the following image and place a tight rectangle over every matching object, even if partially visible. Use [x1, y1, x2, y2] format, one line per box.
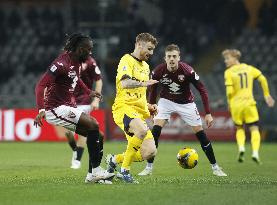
[165, 44, 180, 53]
[136, 33, 158, 46]
[222, 49, 241, 59]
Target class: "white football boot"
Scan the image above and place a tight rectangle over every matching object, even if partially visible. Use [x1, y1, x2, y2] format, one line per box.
[85, 166, 115, 183]
[252, 152, 262, 165]
[70, 151, 81, 169]
[71, 160, 81, 169]
[212, 165, 227, 177]
[138, 167, 153, 176]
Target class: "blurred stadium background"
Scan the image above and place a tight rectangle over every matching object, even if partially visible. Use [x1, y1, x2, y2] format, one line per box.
[0, 0, 276, 142]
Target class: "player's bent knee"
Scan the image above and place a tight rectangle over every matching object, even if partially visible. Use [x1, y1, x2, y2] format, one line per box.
[88, 118, 99, 130]
[141, 139, 157, 160]
[135, 128, 148, 139]
[141, 147, 157, 160]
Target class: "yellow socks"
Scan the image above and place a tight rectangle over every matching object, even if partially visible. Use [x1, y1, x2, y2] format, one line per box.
[236, 127, 246, 152]
[251, 129, 260, 154]
[115, 153, 124, 164]
[133, 149, 143, 162]
[121, 136, 142, 170]
[115, 150, 143, 164]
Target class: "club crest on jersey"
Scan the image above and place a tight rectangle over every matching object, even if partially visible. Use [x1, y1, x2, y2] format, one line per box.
[122, 66, 127, 71]
[68, 111, 76, 118]
[68, 70, 77, 78]
[178, 75, 185, 82]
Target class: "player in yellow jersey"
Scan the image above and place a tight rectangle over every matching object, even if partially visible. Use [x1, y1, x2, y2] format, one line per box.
[106, 33, 159, 183]
[222, 49, 275, 164]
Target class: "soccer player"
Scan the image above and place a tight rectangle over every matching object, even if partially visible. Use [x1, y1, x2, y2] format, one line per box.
[222, 49, 275, 164]
[34, 33, 114, 183]
[106, 33, 159, 183]
[65, 56, 103, 169]
[138, 44, 227, 177]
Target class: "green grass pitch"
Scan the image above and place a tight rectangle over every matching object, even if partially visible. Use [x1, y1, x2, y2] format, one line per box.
[0, 141, 277, 205]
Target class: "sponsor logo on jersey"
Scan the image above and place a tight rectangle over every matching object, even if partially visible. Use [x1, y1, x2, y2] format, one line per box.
[160, 78, 172, 84]
[178, 75, 185, 82]
[122, 66, 127, 71]
[168, 82, 180, 92]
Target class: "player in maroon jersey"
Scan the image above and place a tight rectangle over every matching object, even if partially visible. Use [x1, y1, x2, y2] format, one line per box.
[138, 44, 227, 177]
[65, 56, 104, 169]
[33, 33, 114, 183]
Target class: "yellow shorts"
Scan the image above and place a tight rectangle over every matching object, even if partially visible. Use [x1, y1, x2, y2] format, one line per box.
[112, 107, 153, 141]
[230, 104, 259, 126]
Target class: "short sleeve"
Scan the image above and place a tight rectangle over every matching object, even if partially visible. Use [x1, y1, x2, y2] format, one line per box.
[90, 62, 102, 81]
[224, 70, 233, 86]
[116, 55, 133, 80]
[94, 65, 102, 80]
[250, 65, 262, 79]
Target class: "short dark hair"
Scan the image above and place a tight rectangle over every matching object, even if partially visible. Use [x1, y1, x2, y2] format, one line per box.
[64, 33, 92, 52]
[165, 44, 180, 53]
[136, 33, 158, 46]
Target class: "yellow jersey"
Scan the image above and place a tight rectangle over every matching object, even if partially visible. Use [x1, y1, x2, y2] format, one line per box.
[112, 54, 150, 117]
[224, 63, 263, 106]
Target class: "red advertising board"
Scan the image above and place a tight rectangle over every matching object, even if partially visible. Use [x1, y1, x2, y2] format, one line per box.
[0, 109, 105, 142]
[108, 111, 236, 141]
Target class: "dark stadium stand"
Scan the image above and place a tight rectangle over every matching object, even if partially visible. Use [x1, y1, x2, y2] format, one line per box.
[0, 0, 276, 111]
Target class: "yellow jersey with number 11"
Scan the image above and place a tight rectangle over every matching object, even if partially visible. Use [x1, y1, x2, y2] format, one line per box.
[112, 54, 150, 118]
[224, 63, 264, 107]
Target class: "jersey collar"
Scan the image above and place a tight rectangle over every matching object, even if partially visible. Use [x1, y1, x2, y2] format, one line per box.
[129, 53, 143, 62]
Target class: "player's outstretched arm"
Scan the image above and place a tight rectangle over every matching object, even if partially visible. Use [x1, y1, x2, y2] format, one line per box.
[78, 78, 103, 101]
[121, 76, 158, 89]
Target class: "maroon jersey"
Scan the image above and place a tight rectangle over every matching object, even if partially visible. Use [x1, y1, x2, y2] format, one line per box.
[74, 56, 102, 105]
[35, 52, 91, 110]
[149, 62, 211, 114]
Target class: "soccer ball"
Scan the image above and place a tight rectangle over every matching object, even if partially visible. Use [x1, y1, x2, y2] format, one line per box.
[177, 147, 199, 169]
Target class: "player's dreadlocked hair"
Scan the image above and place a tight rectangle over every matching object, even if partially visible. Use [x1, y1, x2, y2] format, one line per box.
[64, 33, 92, 52]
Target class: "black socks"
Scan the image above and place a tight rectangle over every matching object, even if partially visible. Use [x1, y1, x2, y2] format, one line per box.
[147, 125, 162, 163]
[195, 130, 216, 164]
[87, 130, 101, 172]
[76, 147, 84, 161]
